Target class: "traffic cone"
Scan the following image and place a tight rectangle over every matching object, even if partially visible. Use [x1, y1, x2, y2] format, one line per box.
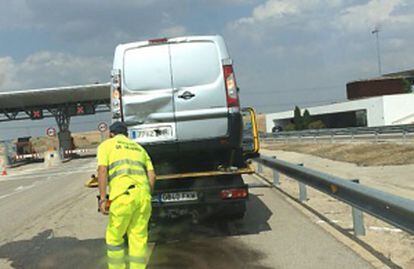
[1, 166, 7, 176]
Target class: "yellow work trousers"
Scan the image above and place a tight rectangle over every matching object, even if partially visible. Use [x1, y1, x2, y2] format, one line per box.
[106, 188, 152, 269]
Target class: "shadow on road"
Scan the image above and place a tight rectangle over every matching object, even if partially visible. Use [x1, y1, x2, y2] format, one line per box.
[150, 193, 272, 242]
[148, 193, 274, 269]
[0, 230, 106, 269]
[0, 194, 273, 269]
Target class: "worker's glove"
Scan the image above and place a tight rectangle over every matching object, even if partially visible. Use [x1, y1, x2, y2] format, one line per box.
[97, 195, 110, 215]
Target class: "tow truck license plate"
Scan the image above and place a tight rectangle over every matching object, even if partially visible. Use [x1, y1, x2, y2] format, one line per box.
[160, 191, 198, 203]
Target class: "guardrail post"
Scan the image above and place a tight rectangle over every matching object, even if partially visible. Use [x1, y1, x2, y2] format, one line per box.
[299, 182, 307, 202]
[313, 134, 317, 144]
[330, 133, 335, 144]
[351, 132, 354, 142]
[351, 179, 366, 236]
[257, 163, 263, 174]
[374, 132, 378, 144]
[403, 130, 407, 143]
[270, 156, 281, 185]
[273, 169, 280, 185]
[297, 164, 308, 202]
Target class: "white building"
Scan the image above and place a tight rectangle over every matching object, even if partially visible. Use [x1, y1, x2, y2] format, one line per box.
[265, 93, 414, 133]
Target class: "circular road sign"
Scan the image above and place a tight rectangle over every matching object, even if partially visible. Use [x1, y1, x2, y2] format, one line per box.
[46, 127, 56, 137]
[98, 122, 108, 133]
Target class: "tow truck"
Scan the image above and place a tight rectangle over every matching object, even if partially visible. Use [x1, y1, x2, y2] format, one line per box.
[86, 107, 259, 222]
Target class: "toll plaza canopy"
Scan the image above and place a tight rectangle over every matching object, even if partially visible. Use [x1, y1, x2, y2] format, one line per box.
[0, 83, 110, 110]
[0, 83, 111, 122]
[0, 82, 111, 151]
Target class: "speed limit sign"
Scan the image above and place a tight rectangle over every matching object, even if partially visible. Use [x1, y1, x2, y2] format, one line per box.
[46, 127, 56, 137]
[98, 122, 108, 132]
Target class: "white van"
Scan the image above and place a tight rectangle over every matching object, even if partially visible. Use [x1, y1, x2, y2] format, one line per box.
[111, 35, 242, 169]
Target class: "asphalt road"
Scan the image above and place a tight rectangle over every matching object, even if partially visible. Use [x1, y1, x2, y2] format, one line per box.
[0, 158, 375, 269]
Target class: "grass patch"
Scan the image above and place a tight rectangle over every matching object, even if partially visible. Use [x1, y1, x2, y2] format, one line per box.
[263, 142, 414, 166]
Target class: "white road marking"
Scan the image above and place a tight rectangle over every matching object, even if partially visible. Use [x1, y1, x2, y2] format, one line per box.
[368, 226, 402, 233]
[315, 219, 340, 224]
[15, 184, 35, 191]
[0, 183, 36, 201]
[0, 161, 96, 200]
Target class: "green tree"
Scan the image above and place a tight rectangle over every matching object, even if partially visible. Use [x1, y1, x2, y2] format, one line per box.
[293, 106, 303, 130]
[284, 123, 296, 131]
[402, 79, 412, 93]
[308, 120, 326, 129]
[302, 109, 311, 129]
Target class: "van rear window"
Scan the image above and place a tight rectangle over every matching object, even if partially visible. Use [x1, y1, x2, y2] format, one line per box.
[123, 45, 172, 91]
[170, 42, 221, 87]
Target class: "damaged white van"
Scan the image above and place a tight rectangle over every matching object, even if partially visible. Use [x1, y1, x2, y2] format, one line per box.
[110, 35, 243, 172]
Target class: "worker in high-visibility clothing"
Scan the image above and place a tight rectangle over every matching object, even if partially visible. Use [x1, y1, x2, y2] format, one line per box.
[97, 122, 156, 269]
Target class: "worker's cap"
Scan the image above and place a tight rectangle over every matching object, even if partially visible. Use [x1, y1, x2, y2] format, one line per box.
[109, 122, 128, 135]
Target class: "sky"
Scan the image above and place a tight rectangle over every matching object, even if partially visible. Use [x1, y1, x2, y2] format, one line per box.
[1, 0, 414, 138]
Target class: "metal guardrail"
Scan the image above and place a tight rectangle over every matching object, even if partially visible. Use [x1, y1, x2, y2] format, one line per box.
[255, 155, 414, 235]
[262, 124, 414, 142]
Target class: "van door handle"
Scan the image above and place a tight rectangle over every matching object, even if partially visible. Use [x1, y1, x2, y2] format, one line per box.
[178, 91, 195, 100]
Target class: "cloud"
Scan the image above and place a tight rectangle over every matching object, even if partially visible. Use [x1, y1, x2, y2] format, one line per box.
[0, 0, 183, 57]
[0, 0, 33, 29]
[336, 0, 414, 32]
[159, 25, 188, 37]
[0, 52, 111, 91]
[0, 57, 18, 89]
[233, 0, 342, 25]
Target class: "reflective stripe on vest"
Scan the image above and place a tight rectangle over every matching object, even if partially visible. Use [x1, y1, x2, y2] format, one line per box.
[108, 159, 147, 172]
[108, 168, 146, 182]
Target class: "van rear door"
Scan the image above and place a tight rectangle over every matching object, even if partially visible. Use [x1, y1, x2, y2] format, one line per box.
[121, 43, 177, 143]
[169, 39, 228, 141]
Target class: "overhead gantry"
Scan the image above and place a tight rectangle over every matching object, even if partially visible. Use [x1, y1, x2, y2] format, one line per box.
[0, 83, 111, 152]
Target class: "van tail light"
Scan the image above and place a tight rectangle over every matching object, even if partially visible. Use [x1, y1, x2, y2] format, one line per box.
[223, 65, 240, 108]
[221, 188, 248, 200]
[111, 69, 123, 121]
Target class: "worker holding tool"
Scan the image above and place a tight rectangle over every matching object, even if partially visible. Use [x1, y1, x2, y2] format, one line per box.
[97, 121, 156, 269]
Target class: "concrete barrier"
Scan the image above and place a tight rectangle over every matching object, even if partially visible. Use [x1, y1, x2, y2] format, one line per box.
[44, 150, 61, 167]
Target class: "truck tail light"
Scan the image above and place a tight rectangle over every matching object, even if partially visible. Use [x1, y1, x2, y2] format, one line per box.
[221, 188, 248, 200]
[223, 65, 240, 108]
[111, 69, 123, 120]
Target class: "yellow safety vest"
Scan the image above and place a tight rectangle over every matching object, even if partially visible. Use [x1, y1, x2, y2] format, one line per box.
[97, 134, 154, 200]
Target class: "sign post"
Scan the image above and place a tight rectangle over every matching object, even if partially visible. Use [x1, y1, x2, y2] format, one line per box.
[46, 127, 56, 137]
[98, 122, 108, 142]
[46, 127, 57, 155]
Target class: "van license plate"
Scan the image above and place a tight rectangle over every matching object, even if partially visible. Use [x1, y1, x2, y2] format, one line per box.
[131, 126, 173, 140]
[160, 192, 198, 203]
